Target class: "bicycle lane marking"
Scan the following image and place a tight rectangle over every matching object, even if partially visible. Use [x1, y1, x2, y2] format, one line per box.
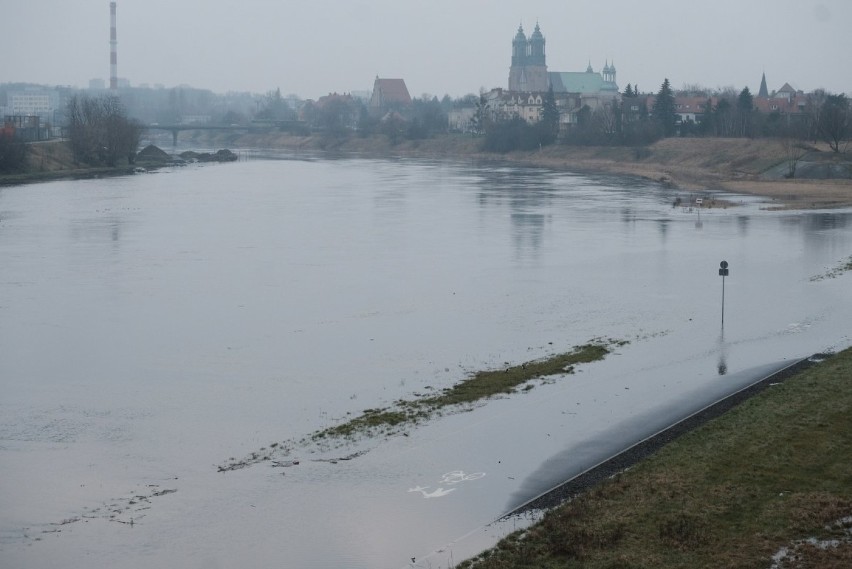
[408, 470, 486, 499]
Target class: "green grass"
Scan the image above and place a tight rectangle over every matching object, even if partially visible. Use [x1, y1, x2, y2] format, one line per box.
[313, 341, 618, 441]
[459, 347, 852, 569]
[421, 343, 613, 408]
[318, 408, 418, 439]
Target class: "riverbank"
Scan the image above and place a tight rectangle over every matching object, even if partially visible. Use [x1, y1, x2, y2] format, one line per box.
[0, 141, 137, 186]
[185, 130, 852, 210]
[0, 141, 235, 187]
[460, 347, 852, 568]
[4, 136, 850, 209]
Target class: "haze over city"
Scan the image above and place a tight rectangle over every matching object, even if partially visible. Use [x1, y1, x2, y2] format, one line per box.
[3, 0, 851, 98]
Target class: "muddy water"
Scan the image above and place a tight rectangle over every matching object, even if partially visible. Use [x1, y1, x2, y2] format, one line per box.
[1, 156, 850, 568]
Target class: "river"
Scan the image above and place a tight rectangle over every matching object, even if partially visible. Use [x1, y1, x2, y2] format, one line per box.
[1, 154, 850, 568]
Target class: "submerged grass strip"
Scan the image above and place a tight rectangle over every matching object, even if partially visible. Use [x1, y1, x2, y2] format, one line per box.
[811, 254, 852, 281]
[315, 340, 619, 441]
[421, 343, 612, 408]
[217, 339, 622, 471]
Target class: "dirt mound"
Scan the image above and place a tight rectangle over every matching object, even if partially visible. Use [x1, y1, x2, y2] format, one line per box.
[136, 145, 173, 162]
[179, 149, 238, 162]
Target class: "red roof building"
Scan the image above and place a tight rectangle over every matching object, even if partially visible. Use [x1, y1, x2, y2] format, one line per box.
[369, 77, 412, 116]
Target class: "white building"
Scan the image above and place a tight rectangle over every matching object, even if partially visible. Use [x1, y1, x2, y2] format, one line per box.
[448, 107, 476, 132]
[7, 89, 60, 123]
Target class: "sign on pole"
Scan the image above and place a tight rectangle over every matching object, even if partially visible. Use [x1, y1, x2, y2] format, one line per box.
[719, 261, 729, 327]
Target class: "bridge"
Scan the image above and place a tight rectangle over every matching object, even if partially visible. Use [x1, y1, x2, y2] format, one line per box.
[146, 120, 308, 146]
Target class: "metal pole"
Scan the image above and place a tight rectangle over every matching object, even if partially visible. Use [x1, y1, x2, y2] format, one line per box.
[719, 260, 729, 329]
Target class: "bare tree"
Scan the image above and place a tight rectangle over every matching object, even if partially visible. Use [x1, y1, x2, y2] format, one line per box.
[709, 98, 737, 137]
[805, 89, 828, 144]
[67, 95, 142, 167]
[592, 102, 619, 142]
[817, 94, 850, 153]
[678, 83, 710, 97]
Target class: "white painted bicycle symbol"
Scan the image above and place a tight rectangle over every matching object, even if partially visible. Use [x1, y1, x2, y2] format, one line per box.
[440, 470, 485, 485]
[408, 470, 486, 499]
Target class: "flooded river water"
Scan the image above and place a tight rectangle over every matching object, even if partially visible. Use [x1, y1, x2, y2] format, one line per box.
[1, 155, 850, 568]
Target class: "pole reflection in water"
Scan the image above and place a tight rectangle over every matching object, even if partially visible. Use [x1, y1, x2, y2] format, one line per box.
[717, 329, 728, 376]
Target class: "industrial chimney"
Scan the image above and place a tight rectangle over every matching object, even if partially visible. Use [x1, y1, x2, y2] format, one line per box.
[110, 2, 118, 90]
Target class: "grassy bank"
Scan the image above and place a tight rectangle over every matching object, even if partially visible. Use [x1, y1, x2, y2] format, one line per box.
[460, 348, 852, 569]
[0, 140, 139, 187]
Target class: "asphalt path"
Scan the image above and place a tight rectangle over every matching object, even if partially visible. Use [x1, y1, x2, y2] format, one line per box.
[506, 354, 822, 515]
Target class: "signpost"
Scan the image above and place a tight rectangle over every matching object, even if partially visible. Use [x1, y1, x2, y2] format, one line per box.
[719, 260, 729, 327]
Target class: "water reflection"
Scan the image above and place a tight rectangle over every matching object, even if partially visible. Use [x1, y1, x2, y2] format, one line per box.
[807, 212, 852, 231]
[657, 218, 669, 241]
[717, 330, 728, 376]
[69, 217, 123, 245]
[475, 168, 558, 260]
[781, 211, 852, 262]
[510, 213, 546, 258]
[737, 215, 750, 237]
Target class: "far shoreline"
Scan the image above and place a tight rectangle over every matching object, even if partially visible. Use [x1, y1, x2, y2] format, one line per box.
[186, 130, 852, 210]
[4, 135, 851, 210]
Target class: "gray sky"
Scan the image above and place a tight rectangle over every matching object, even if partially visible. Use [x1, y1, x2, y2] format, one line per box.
[3, 0, 851, 98]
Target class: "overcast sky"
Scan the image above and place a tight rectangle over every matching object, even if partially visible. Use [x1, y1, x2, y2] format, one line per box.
[3, 0, 851, 98]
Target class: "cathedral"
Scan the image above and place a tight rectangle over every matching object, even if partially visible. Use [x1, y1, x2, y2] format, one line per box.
[507, 23, 619, 97]
[475, 23, 620, 129]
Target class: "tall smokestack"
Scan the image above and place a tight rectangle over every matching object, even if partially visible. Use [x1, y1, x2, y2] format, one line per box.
[110, 2, 118, 90]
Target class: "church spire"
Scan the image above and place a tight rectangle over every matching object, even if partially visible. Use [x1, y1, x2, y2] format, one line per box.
[758, 72, 769, 98]
[528, 21, 545, 65]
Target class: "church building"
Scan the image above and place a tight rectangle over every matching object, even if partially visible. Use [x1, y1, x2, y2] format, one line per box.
[483, 23, 620, 129]
[508, 22, 619, 98]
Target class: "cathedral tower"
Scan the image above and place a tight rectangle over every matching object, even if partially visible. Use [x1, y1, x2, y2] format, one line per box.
[508, 23, 548, 92]
[508, 25, 528, 92]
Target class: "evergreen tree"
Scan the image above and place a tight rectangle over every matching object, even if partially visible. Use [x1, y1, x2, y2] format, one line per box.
[470, 93, 488, 136]
[737, 87, 755, 137]
[737, 86, 754, 111]
[623, 83, 634, 97]
[540, 85, 560, 144]
[652, 78, 677, 137]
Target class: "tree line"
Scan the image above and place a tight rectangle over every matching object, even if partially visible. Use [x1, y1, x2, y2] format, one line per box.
[561, 79, 849, 152]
